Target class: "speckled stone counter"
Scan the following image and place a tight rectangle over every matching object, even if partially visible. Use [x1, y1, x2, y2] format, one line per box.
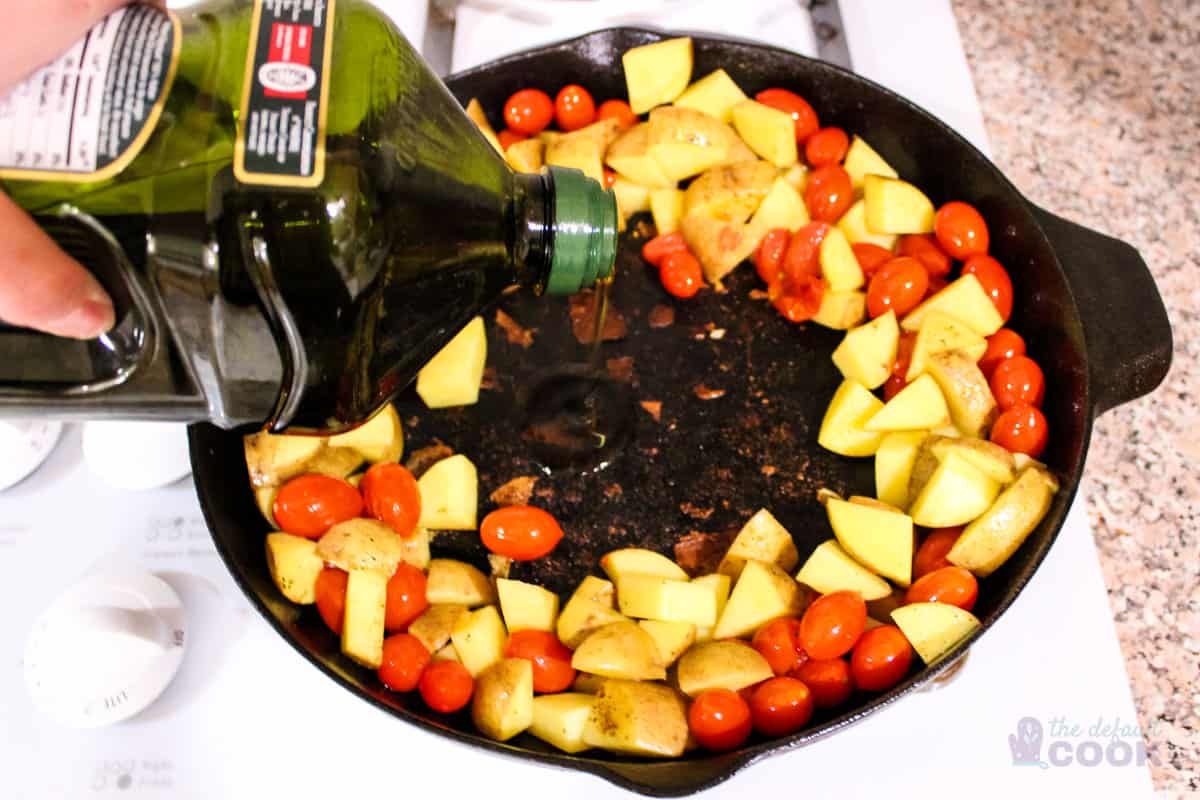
[950, 0, 1198, 792]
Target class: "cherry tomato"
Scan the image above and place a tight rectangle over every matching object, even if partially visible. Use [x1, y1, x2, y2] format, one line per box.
[503, 88, 554, 135]
[314, 567, 348, 635]
[480, 505, 565, 561]
[641, 232, 688, 267]
[504, 630, 576, 693]
[850, 625, 914, 692]
[596, 98, 637, 130]
[377, 633, 430, 692]
[751, 617, 808, 675]
[749, 676, 814, 737]
[882, 373, 907, 401]
[892, 331, 916, 377]
[769, 275, 825, 323]
[979, 328, 1027, 379]
[934, 201, 989, 260]
[804, 126, 849, 167]
[913, 526, 963, 579]
[791, 658, 854, 708]
[418, 660, 475, 713]
[360, 463, 422, 538]
[755, 88, 820, 143]
[754, 228, 791, 285]
[799, 590, 867, 660]
[554, 84, 596, 131]
[782, 222, 830, 283]
[866, 257, 929, 319]
[851, 242, 894, 278]
[804, 164, 854, 222]
[497, 129, 528, 150]
[896, 234, 952, 278]
[273, 474, 363, 539]
[688, 689, 753, 752]
[991, 405, 1049, 458]
[905, 566, 979, 611]
[385, 562, 428, 633]
[925, 274, 949, 298]
[602, 168, 617, 189]
[990, 355, 1045, 410]
[961, 255, 1014, 322]
[660, 252, 704, 299]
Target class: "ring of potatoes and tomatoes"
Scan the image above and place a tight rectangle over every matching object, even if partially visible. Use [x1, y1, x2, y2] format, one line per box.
[245, 35, 1060, 758]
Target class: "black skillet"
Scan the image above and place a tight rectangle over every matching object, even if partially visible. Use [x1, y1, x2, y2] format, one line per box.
[188, 29, 1172, 797]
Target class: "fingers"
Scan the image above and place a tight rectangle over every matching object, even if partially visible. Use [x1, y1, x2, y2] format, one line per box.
[0, 0, 135, 93]
[0, 193, 115, 338]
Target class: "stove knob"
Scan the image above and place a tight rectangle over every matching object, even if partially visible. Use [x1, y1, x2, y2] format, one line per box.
[0, 420, 63, 491]
[24, 572, 187, 728]
[82, 421, 192, 490]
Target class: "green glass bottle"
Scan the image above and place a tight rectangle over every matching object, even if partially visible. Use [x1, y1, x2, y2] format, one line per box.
[0, 0, 617, 432]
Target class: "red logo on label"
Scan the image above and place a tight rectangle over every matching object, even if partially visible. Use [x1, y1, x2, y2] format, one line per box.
[261, 23, 314, 99]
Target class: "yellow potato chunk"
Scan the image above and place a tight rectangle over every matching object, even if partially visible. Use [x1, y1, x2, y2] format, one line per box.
[905, 311, 987, 382]
[731, 100, 798, 167]
[450, 604, 508, 677]
[676, 640, 774, 697]
[748, 176, 810, 234]
[948, 467, 1059, 577]
[342, 570, 388, 668]
[416, 316, 487, 409]
[425, 558, 495, 607]
[265, 532, 324, 604]
[582, 680, 689, 757]
[712, 559, 806, 639]
[605, 123, 675, 188]
[818, 379, 886, 456]
[832, 310, 900, 390]
[865, 373, 951, 432]
[649, 187, 685, 234]
[637, 620, 696, 667]
[690, 573, 731, 642]
[812, 289, 868, 330]
[843, 135, 898, 191]
[908, 451, 1002, 528]
[417, 454, 478, 530]
[836, 198, 898, 250]
[901, 274, 1005, 336]
[892, 603, 981, 664]
[622, 37, 694, 114]
[795, 539, 893, 600]
[819, 226, 864, 291]
[616, 576, 718, 627]
[600, 548, 688, 582]
[530, 693, 595, 754]
[328, 404, 403, 464]
[863, 174, 935, 234]
[874, 430, 928, 509]
[408, 604, 469, 654]
[472, 658, 534, 741]
[505, 137, 544, 173]
[925, 350, 1000, 438]
[673, 68, 747, 122]
[718, 508, 799, 580]
[826, 497, 914, 586]
[570, 621, 665, 681]
[496, 578, 559, 633]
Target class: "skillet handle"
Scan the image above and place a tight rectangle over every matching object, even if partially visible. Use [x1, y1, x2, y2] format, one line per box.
[590, 753, 752, 796]
[1030, 206, 1172, 415]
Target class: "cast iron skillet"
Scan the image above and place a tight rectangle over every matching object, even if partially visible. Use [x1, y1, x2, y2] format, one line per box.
[188, 29, 1172, 796]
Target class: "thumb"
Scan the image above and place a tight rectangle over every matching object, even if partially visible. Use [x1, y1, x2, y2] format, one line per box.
[0, 193, 115, 339]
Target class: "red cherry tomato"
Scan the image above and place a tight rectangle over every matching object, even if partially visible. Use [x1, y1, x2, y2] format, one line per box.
[660, 251, 705, 299]
[497, 129, 528, 150]
[314, 567, 348, 635]
[688, 689, 753, 752]
[934, 201, 990, 259]
[754, 228, 791, 285]
[751, 617, 808, 675]
[896, 234, 952, 278]
[555, 84, 596, 132]
[504, 630, 576, 693]
[804, 165, 854, 222]
[867, 257, 929, 319]
[882, 373, 907, 401]
[979, 329, 1027, 379]
[385, 562, 428, 633]
[377, 633, 430, 692]
[913, 526, 963, 580]
[850, 625, 914, 692]
[480, 505, 565, 561]
[641, 232, 688, 267]
[805, 126, 850, 167]
[905, 566, 979, 611]
[360, 463, 422, 538]
[273, 474, 363, 539]
[769, 275, 825, 324]
[418, 660, 475, 713]
[925, 274, 949, 298]
[596, 98, 637, 130]
[961, 255, 1014, 322]
[782, 221, 830, 283]
[990, 355, 1045, 410]
[892, 331, 916, 377]
[503, 88, 554, 135]
[755, 88, 820, 143]
[799, 591, 867, 660]
[851, 243, 894, 278]
[991, 405, 1049, 458]
[791, 657, 854, 708]
[602, 168, 617, 188]
[749, 676, 814, 737]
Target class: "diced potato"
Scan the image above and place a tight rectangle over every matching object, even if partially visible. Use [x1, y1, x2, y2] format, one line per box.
[451, 604, 508, 677]
[304, 446, 364, 480]
[265, 532, 324, 604]
[679, 213, 759, 284]
[901, 274, 1004, 336]
[505, 137, 544, 173]
[557, 580, 627, 649]
[530, 693, 596, 754]
[341, 570, 388, 668]
[472, 658, 534, 741]
[465, 98, 503, 154]
[582, 680, 689, 757]
[891, 602, 981, 664]
[930, 436, 1016, 484]
[432, 643, 461, 662]
[425, 559, 495, 607]
[748, 176, 810, 234]
[496, 578, 559, 633]
[616, 576, 717, 627]
[690, 573, 731, 642]
[416, 317, 487, 409]
[1012, 452, 1047, 473]
[863, 174, 935, 234]
[731, 100, 798, 167]
[327, 404, 403, 464]
[843, 135, 898, 191]
[647, 106, 736, 181]
[718, 508, 799, 580]
[683, 161, 776, 222]
[562, 118, 624, 154]
[812, 289, 868, 330]
[600, 548, 688, 582]
[795, 539, 892, 600]
[570, 621, 665, 680]
[605, 123, 675, 188]
[826, 497, 914, 586]
[649, 188, 685, 234]
[243, 432, 324, 489]
[255, 486, 278, 528]
[925, 350, 1000, 438]
[908, 451, 1001, 528]
[575, 575, 617, 607]
[622, 37, 694, 114]
[408, 603, 469, 653]
[836, 198, 898, 250]
[865, 373, 951, 432]
[832, 310, 900, 390]
[875, 430, 927, 509]
[316, 518, 422, 575]
[673, 68, 746, 122]
[905, 311, 987, 381]
[638, 620, 696, 667]
[676, 640, 774, 697]
[713, 559, 806, 639]
[818, 379, 886, 457]
[612, 177, 651, 228]
[818, 226, 864, 291]
[721, 134, 760, 166]
[571, 672, 608, 694]
[948, 466, 1059, 576]
[545, 137, 605, 184]
[906, 435, 943, 501]
[417, 454, 478, 530]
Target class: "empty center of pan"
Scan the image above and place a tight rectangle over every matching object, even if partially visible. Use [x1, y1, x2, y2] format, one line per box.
[520, 364, 636, 474]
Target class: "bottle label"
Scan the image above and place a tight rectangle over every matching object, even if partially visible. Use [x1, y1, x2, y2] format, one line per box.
[0, 6, 180, 182]
[234, 0, 336, 189]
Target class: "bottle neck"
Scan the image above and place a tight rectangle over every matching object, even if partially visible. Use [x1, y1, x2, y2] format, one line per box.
[516, 166, 618, 296]
[511, 171, 556, 291]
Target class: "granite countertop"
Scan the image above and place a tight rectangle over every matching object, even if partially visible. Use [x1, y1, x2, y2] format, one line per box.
[951, 0, 1198, 793]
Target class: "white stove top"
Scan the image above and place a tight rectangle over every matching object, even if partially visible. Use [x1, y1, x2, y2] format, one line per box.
[1, 2, 1155, 797]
